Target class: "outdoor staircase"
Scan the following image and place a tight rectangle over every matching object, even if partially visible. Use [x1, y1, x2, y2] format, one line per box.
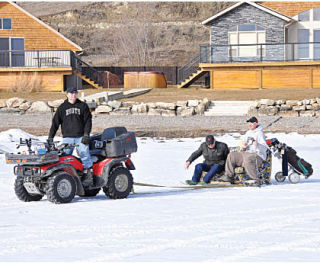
[204, 101, 254, 116]
[71, 52, 103, 89]
[177, 69, 207, 89]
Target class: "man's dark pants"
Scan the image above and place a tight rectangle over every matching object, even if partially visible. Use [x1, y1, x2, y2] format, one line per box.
[192, 163, 224, 183]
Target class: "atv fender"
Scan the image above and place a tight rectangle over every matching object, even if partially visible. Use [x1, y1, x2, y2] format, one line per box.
[100, 157, 135, 187]
[44, 163, 84, 196]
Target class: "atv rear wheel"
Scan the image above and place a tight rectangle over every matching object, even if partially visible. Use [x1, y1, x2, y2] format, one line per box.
[80, 188, 101, 197]
[46, 172, 76, 204]
[103, 167, 133, 199]
[14, 177, 43, 202]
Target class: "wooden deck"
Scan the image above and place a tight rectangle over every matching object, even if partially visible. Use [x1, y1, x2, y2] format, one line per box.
[199, 61, 320, 89]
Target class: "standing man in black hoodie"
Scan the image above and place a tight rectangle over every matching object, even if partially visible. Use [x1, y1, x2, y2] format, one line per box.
[48, 86, 93, 185]
[185, 135, 229, 185]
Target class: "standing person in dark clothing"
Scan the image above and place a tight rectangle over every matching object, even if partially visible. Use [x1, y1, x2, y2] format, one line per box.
[185, 135, 229, 185]
[48, 86, 93, 185]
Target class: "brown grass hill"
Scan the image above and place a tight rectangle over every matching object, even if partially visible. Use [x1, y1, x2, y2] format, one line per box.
[17, 1, 233, 67]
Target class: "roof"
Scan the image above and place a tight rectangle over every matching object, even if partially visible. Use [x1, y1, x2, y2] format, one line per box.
[9, 1, 82, 51]
[201, 1, 293, 25]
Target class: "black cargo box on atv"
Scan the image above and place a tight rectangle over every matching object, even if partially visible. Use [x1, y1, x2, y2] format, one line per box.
[90, 127, 138, 157]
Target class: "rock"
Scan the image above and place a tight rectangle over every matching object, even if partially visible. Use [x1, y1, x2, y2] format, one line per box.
[297, 101, 303, 106]
[146, 102, 157, 109]
[258, 105, 278, 116]
[95, 105, 113, 113]
[279, 104, 292, 111]
[260, 99, 275, 106]
[147, 108, 162, 116]
[300, 111, 315, 117]
[0, 99, 6, 108]
[316, 98, 320, 104]
[19, 102, 32, 111]
[48, 99, 64, 108]
[109, 107, 131, 115]
[0, 107, 21, 113]
[195, 104, 205, 115]
[187, 100, 199, 107]
[293, 105, 306, 111]
[122, 101, 137, 108]
[132, 104, 148, 114]
[286, 100, 299, 106]
[179, 107, 195, 117]
[312, 104, 320, 111]
[161, 109, 176, 116]
[302, 99, 311, 105]
[202, 98, 210, 109]
[176, 101, 187, 107]
[248, 106, 259, 116]
[6, 97, 26, 108]
[278, 111, 299, 117]
[28, 101, 51, 112]
[306, 105, 313, 110]
[310, 99, 316, 104]
[251, 101, 261, 108]
[155, 102, 176, 110]
[275, 100, 286, 105]
[107, 100, 122, 109]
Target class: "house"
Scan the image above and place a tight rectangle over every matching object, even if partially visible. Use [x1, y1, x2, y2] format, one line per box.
[178, 1, 320, 89]
[0, 1, 102, 91]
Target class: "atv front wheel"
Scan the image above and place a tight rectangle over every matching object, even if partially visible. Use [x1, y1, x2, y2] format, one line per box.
[103, 167, 133, 199]
[46, 172, 76, 204]
[14, 177, 43, 202]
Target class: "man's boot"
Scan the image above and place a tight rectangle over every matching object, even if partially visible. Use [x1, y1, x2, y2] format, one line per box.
[218, 174, 234, 184]
[82, 167, 93, 186]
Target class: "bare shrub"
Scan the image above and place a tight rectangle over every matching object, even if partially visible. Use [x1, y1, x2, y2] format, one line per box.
[10, 72, 45, 93]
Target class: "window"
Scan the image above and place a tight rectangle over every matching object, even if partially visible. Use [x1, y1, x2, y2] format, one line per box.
[298, 29, 309, 58]
[298, 10, 310, 21]
[228, 24, 266, 58]
[314, 8, 320, 21]
[314, 30, 320, 60]
[0, 18, 12, 30]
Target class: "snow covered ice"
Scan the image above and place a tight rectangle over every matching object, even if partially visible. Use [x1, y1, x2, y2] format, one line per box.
[0, 129, 319, 262]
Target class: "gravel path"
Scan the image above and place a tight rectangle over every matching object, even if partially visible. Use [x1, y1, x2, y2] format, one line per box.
[0, 113, 319, 137]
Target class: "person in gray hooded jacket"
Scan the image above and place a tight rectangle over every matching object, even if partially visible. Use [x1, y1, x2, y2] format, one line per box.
[219, 116, 268, 183]
[185, 135, 229, 185]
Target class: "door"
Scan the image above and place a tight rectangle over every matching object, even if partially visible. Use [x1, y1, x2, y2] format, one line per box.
[11, 38, 25, 67]
[0, 38, 9, 66]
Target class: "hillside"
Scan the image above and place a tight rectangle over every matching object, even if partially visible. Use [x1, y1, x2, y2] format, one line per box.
[17, 1, 232, 66]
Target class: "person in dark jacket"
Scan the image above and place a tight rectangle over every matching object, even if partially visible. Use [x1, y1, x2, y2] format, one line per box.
[185, 135, 229, 185]
[48, 86, 93, 185]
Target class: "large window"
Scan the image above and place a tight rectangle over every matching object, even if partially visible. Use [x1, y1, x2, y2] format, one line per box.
[314, 30, 320, 60]
[228, 24, 266, 57]
[0, 37, 24, 67]
[0, 18, 12, 30]
[298, 29, 309, 59]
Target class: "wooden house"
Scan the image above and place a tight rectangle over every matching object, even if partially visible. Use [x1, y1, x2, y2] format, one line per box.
[178, 1, 320, 89]
[0, 1, 102, 91]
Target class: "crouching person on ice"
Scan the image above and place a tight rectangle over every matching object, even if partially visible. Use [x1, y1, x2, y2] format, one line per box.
[185, 135, 229, 185]
[219, 116, 268, 184]
[48, 86, 93, 186]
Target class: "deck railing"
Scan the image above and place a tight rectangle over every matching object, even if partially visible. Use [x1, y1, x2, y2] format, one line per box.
[0, 50, 71, 68]
[200, 42, 320, 63]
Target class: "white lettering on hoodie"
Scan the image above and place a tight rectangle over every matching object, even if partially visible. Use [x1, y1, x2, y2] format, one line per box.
[242, 125, 268, 160]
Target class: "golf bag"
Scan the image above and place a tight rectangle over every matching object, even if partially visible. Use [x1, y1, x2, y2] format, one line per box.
[283, 146, 313, 177]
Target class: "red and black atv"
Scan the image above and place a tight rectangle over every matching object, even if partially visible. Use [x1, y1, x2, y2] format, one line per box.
[5, 127, 137, 204]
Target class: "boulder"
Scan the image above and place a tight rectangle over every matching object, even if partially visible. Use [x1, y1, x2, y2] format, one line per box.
[95, 105, 113, 114]
[202, 98, 210, 109]
[122, 101, 138, 108]
[179, 107, 195, 117]
[278, 111, 299, 117]
[299, 111, 315, 117]
[19, 102, 32, 111]
[146, 102, 157, 109]
[147, 108, 162, 116]
[303, 99, 311, 105]
[195, 104, 205, 115]
[0, 99, 6, 108]
[286, 100, 299, 106]
[155, 102, 176, 110]
[28, 101, 51, 112]
[176, 101, 187, 107]
[275, 100, 286, 105]
[161, 109, 176, 117]
[48, 99, 64, 108]
[107, 100, 122, 109]
[6, 97, 26, 108]
[258, 105, 278, 116]
[251, 101, 261, 108]
[109, 107, 131, 115]
[0, 107, 21, 113]
[260, 99, 275, 106]
[312, 104, 320, 111]
[187, 100, 199, 107]
[279, 104, 292, 111]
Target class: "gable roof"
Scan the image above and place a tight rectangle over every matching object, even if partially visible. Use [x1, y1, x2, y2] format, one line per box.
[202, 1, 293, 25]
[9, 1, 82, 51]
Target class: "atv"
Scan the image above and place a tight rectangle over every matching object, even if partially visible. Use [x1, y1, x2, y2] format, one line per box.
[5, 127, 137, 204]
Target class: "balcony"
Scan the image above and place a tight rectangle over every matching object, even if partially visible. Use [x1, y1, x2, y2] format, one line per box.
[200, 42, 320, 63]
[0, 50, 71, 68]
